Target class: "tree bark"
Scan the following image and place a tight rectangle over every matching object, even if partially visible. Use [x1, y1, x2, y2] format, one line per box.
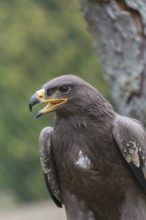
[80, 0, 146, 125]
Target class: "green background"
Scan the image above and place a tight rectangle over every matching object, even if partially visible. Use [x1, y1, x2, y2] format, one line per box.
[0, 0, 109, 205]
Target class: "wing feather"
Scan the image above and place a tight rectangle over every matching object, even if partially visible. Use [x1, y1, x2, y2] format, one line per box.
[39, 127, 62, 207]
[113, 114, 146, 191]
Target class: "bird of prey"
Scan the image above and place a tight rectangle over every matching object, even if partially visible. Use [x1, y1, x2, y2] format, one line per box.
[29, 75, 146, 220]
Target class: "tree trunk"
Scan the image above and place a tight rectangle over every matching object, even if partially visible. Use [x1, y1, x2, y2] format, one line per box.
[79, 0, 146, 125]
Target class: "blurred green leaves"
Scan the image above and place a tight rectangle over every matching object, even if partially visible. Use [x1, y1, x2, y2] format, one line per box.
[0, 0, 108, 202]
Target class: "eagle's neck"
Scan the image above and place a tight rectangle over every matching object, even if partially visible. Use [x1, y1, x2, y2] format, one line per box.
[55, 107, 115, 132]
[54, 88, 115, 135]
[55, 100, 115, 130]
[55, 114, 88, 130]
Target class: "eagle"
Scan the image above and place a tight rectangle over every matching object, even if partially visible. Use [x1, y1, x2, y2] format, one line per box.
[29, 75, 146, 220]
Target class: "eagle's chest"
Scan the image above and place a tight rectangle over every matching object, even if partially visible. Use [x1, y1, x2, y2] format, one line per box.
[53, 130, 94, 172]
[53, 137, 98, 195]
[52, 125, 113, 193]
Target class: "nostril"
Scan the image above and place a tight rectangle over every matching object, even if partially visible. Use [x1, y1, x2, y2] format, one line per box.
[36, 89, 45, 99]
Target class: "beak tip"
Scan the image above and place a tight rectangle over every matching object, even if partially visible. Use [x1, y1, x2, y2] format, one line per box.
[29, 104, 32, 112]
[35, 112, 43, 119]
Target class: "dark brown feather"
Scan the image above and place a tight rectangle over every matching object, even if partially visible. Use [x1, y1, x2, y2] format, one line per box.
[39, 127, 62, 207]
[113, 114, 146, 191]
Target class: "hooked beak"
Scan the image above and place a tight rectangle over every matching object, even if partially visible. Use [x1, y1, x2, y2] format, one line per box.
[29, 89, 68, 118]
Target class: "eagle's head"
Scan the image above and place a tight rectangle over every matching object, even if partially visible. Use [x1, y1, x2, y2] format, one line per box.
[29, 74, 113, 118]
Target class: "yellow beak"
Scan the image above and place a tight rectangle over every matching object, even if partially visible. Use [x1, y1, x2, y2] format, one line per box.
[29, 88, 68, 118]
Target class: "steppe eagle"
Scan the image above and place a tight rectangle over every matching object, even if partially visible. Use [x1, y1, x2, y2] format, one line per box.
[29, 75, 146, 220]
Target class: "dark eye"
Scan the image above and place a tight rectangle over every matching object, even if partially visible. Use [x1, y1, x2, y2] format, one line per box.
[59, 86, 71, 94]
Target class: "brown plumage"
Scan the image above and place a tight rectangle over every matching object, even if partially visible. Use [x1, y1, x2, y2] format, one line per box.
[29, 75, 146, 220]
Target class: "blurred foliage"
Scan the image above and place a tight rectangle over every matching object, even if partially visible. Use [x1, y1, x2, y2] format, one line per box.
[0, 0, 109, 203]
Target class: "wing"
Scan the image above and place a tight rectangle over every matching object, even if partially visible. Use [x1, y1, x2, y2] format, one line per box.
[113, 114, 146, 191]
[39, 126, 62, 207]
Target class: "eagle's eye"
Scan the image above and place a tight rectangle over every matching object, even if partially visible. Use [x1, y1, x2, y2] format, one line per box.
[59, 86, 71, 94]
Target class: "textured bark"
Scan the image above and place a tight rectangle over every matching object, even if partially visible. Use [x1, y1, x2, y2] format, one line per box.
[80, 0, 146, 125]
